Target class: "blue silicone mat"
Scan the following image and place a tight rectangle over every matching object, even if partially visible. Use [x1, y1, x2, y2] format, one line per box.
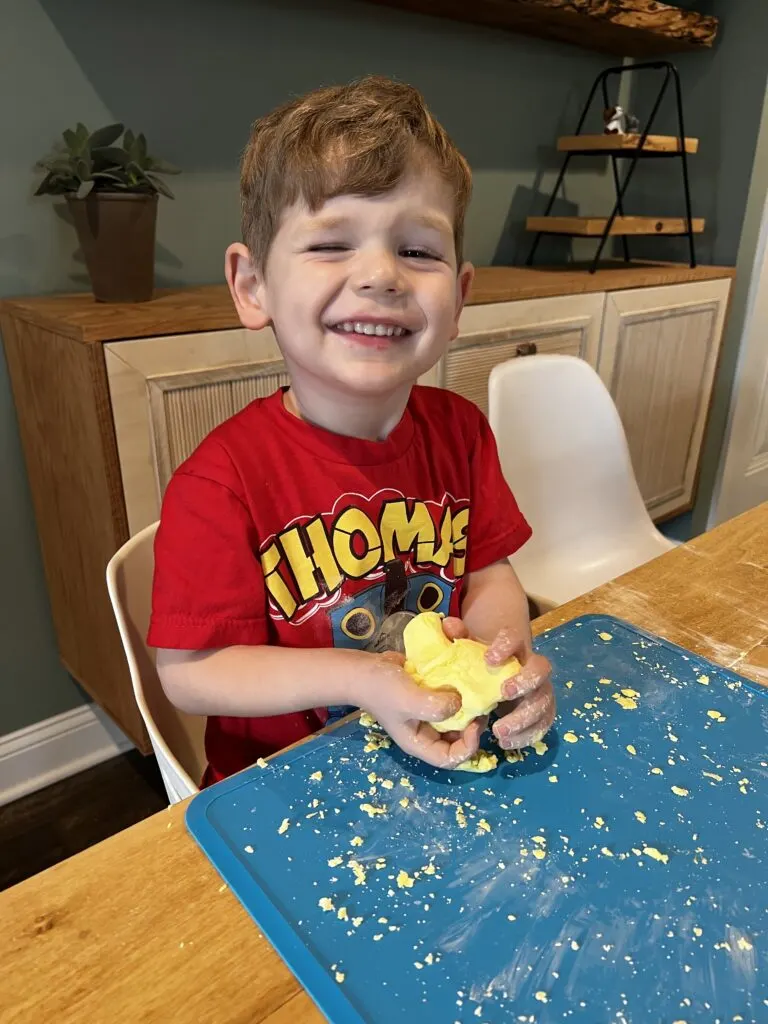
[186, 615, 768, 1023]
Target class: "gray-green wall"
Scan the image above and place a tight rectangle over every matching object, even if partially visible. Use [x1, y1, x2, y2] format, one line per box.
[1, 0, 616, 736]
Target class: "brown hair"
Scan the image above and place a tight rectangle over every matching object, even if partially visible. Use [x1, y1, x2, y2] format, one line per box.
[240, 75, 472, 271]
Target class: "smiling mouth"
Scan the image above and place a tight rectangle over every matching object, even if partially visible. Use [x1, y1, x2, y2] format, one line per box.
[329, 320, 412, 338]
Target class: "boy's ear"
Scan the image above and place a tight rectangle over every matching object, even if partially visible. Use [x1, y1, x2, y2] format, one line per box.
[450, 262, 475, 340]
[224, 243, 271, 330]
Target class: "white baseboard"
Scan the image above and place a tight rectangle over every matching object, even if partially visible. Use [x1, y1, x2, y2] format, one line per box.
[0, 704, 134, 808]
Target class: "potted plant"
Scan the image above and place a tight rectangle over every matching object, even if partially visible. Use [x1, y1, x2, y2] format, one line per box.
[35, 123, 180, 302]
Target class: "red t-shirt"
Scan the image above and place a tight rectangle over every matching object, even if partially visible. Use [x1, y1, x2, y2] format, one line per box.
[148, 386, 531, 784]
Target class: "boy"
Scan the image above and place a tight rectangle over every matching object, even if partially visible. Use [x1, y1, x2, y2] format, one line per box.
[148, 76, 555, 785]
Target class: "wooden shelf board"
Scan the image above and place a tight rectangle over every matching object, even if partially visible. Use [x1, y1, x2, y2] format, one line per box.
[1, 263, 735, 344]
[527, 216, 706, 237]
[362, 0, 718, 57]
[558, 134, 699, 155]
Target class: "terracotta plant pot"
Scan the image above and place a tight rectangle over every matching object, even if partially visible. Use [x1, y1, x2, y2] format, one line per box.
[66, 193, 158, 303]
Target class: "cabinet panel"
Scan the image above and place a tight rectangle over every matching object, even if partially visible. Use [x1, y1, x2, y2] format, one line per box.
[599, 279, 730, 520]
[444, 293, 605, 414]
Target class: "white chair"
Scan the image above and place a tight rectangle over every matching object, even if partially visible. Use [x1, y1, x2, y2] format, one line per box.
[488, 354, 676, 613]
[106, 522, 206, 803]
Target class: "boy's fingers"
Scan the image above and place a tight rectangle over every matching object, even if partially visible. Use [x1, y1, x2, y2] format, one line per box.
[401, 678, 461, 724]
[400, 720, 481, 769]
[492, 688, 556, 750]
[441, 616, 469, 641]
[484, 626, 525, 666]
[502, 653, 552, 699]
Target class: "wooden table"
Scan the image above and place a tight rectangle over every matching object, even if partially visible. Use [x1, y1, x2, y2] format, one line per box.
[4, 504, 768, 1024]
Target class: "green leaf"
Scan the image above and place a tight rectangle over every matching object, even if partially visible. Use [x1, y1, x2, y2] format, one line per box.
[145, 173, 175, 199]
[136, 132, 148, 164]
[63, 129, 80, 154]
[123, 129, 135, 153]
[91, 146, 130, 169]
[88, 123, 124, 149]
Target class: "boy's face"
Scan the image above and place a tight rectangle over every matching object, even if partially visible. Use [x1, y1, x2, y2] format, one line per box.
[227, 166, 473, 400]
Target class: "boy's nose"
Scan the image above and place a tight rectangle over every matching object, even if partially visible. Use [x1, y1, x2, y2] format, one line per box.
[352, 250, 405, 296]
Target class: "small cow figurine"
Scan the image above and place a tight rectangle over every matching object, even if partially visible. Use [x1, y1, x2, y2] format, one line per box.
[604, 105, 640, 135]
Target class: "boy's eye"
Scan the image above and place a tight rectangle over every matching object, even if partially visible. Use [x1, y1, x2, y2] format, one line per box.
[401, 247, 439, 260]
[308, 243, 349, 252]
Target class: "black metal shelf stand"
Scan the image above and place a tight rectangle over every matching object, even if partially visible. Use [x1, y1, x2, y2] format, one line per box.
[526, 61, 697, 274]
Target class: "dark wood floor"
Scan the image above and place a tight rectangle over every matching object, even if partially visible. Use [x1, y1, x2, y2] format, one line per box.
[0, 750, 168, 891]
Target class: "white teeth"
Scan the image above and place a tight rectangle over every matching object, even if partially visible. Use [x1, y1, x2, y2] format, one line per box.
[335, 321, 408, 336]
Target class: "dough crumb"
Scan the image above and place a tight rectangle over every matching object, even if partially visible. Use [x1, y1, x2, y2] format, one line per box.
[613, 694, 638, 710]
[352, 916, 363, 928]
[635, 811, 647, 824]
[563, 731, 579, 743]
[399, 797, 410, 809]
[671, 786, 689, 797]
[334, 971, 345, 983]
[310, 771, 323, 781]
[565, 680, 574, 689]
[507, 914, 517, 921]
[477, 819, 492, 834]
[456, 806, 467, 829]
[599, 632, 613, 641]
[593, 816, 605, 829]
[319, 897, 334, 912]
[360, 803, 386, 818]
[422, 862, 436, 875]
[244, 845, 254, 854]
[693, 927, 703, 937]
[643, 846, 669, 864]
[601, 847, 614, 857]
[549, 775, 558, 783]
[533, 740, 548, 755]
[535, 990, 549, 1003]
[328, 856, 343, 867]
[381, 779, 395, 790]
[396, 870, 415, 889]
[599, 677, 612, 685]
[424, 953, 434, 965]
[399, 777, 414, 789]
[256, 758, 269, 769]
[571, 940, 580, 950]
[456, 749, 498, 773]
[532, 848, 546, 860]
[702, 771, 722, 782]
[348, 860, 367, 886]
[514, 797, 524, 806]
[277, 818, 290, 835]
[706, 709, 727, 723]
[337, 907, 349, 921]
[696, 675, 709, 686]
[626, 744, 637, 756]
[651, 767, 664, 775]
[350, 836, 364, 847]
[364, 732, 391, 753]
[737, 937, 753, 951]
[359, 712, 377, 728]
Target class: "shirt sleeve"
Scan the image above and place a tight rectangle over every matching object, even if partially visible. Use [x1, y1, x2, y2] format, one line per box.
[147, 456, 269, 650]
[464, 408, 532, 574]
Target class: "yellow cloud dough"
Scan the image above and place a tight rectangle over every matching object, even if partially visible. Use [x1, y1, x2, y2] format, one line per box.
[403, 612, 521, 733]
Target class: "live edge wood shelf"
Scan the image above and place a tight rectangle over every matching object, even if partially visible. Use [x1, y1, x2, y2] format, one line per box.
[0, 262, 734, 750]
[362, 0, 718, 57]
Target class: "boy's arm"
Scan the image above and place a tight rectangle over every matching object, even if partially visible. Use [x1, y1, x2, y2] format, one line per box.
[156, 644, 485, 769]
[456, 559, 556, 750]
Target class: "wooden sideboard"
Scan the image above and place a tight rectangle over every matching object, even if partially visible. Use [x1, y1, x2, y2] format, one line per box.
[0, 262, 734, 750]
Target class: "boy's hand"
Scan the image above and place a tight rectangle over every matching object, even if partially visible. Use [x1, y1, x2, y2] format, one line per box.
[441, 617, 556, 751]
[359, 653, 486, 770]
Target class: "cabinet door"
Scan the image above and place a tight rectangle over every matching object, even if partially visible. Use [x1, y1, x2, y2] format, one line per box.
[106, 327, 289, 535]
[598, 279, 730, 521]
[441, 293, 605, 415]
